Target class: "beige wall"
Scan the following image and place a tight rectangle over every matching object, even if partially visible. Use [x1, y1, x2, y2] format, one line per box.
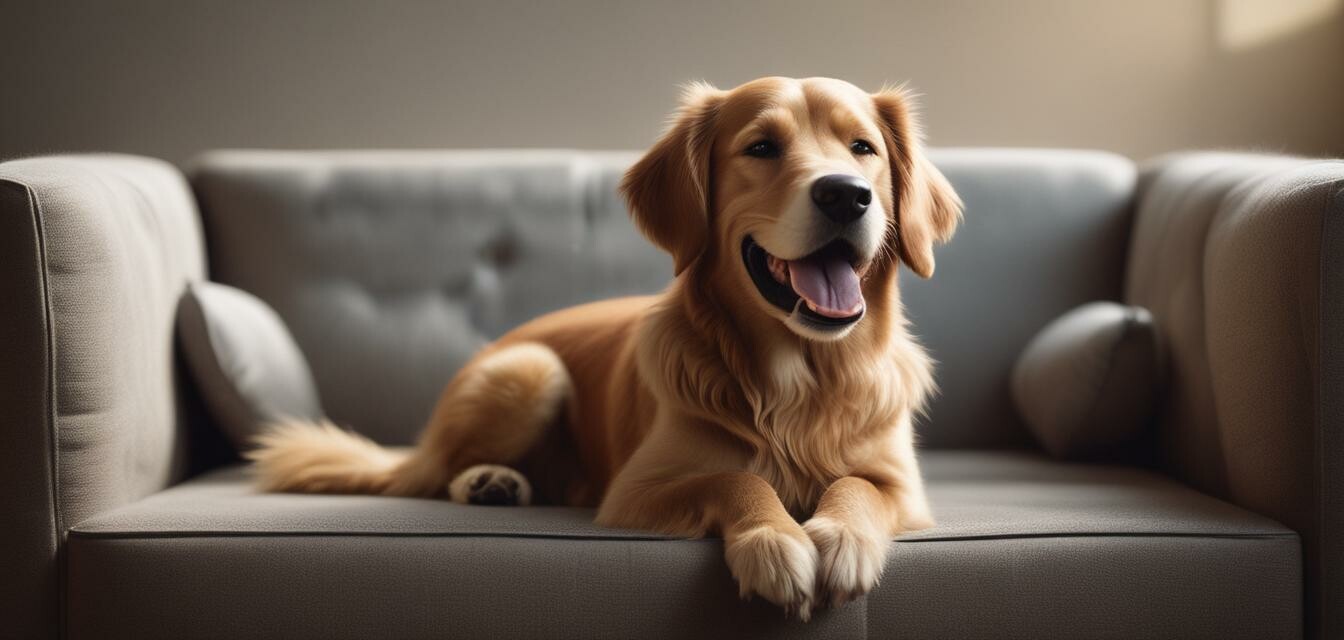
[4, 0, 1342, 165]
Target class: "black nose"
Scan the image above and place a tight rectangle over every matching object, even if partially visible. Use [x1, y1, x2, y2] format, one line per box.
[810, 174, 872, 224]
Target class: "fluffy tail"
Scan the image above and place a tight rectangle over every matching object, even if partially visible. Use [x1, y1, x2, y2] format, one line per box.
[247, 419, 409, 495]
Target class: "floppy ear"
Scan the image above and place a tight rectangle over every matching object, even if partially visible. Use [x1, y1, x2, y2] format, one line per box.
[620, 82, 725, 275]
[873, 87, 962, 278]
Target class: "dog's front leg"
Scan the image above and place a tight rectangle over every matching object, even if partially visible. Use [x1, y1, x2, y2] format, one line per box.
[802, 466, 933, 608]
[801, 476, 897, 608]
[596, 426, 818, 618]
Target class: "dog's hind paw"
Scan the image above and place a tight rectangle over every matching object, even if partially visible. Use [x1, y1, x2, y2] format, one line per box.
[449, 464, 532, 506]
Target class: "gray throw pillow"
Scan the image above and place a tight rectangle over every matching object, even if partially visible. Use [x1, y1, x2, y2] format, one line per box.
[1011, 302, 1164, 459]
[177, 281, 324, 450]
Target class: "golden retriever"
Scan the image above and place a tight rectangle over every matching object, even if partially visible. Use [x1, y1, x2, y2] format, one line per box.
[249, 76, 961, 618]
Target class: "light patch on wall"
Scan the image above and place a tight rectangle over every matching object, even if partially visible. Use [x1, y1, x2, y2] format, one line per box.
[1218, 0, 1342, 49]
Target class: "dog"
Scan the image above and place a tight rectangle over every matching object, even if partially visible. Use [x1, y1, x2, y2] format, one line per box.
[249, 76, 961, 618]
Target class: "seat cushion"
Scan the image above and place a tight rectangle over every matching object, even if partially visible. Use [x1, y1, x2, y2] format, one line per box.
[66, 451, 1300, 640]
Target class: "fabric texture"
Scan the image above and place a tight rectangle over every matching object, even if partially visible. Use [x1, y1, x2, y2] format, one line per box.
[1126, 153, 1302, 497]
[1011, 301, 1163, 458]
[178, 281, 324, 450]
[189, 149, 1139, 448]
[0, 154, 207, 639]
[1130, 153, 1344, 638]
[66, 451, 1299, 639]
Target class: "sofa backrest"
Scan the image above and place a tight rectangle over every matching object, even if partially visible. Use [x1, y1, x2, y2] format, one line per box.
[906, 149, 1136, 447]
[191, 151, 662, 444]
[190, 149, 1136, 448]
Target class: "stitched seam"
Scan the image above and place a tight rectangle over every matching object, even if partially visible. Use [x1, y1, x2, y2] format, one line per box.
[897, 531, 1298, 543]
[65, 529, 1299, 542]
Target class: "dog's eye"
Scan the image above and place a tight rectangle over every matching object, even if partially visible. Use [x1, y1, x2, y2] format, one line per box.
[744, 140, 781, 159]
[850, 140, 877, 156]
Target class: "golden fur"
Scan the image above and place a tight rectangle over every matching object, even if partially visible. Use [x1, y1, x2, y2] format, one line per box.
[249, 77, 961, 618]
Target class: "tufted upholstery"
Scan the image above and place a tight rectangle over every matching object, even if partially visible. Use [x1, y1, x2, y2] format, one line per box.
[191, 151, 666, 444]
[192, 149, 1138, 448]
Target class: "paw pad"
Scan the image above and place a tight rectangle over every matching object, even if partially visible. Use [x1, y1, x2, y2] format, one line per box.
[449, 464, 531, 506]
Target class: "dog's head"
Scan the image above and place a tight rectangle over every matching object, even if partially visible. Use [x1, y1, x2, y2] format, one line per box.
[621, 77, 961, 341]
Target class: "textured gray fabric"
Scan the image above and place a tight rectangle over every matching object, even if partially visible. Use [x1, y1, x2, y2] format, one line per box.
[1205, 162, 1344, 639]
[905, 149, 1138, 447]
[1126, 152, 1302, 498]
[1131, 153, 1344, 638]
[66, 451, 1297, 639]
[0, 155, 207, 639]
[868, 536, 1301, 640]
[190, 150, 665, 444]
[1319, 177, 1344, 640]
[67, 536, 868, 640]
[0, 167, 59, 639]
[189, 149, 1138, 449]
[1011, 302, 1162, 459]
[178, 281, 324, 450]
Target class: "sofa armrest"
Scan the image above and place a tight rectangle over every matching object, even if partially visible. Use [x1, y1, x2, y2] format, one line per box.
[1130, 153, 1344, 638]
[0, 155, 205, 638]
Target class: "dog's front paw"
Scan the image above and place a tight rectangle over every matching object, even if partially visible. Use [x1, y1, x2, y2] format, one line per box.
[725, 524, 819, 620]
[802, 516, 889, 608]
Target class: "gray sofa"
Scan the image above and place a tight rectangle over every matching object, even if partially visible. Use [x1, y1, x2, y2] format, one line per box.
[1, 148, 1341, 639]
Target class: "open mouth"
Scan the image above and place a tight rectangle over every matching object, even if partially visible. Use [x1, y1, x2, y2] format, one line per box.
[742, 236, 868, 328]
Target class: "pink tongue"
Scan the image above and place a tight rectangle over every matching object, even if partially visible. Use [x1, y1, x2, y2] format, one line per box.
[787, 254, 863, 318]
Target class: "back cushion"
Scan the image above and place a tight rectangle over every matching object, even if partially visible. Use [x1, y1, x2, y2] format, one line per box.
[192, 151, 665, 444]
[192, 149, 1136, 448]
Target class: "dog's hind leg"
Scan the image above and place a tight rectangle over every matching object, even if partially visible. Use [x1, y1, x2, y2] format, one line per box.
[383, 342, 572, 505]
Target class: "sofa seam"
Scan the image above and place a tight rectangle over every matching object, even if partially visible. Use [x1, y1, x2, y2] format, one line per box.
[64, 529, 1300, 542]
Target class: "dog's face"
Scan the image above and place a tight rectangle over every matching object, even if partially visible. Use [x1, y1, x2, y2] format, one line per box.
[622, 77, 961, 341]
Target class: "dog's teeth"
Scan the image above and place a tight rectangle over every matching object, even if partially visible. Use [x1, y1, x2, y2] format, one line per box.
[767, 255, 790, 285]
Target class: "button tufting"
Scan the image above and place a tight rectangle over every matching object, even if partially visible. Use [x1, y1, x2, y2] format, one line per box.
[479, 227, 520, 269]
